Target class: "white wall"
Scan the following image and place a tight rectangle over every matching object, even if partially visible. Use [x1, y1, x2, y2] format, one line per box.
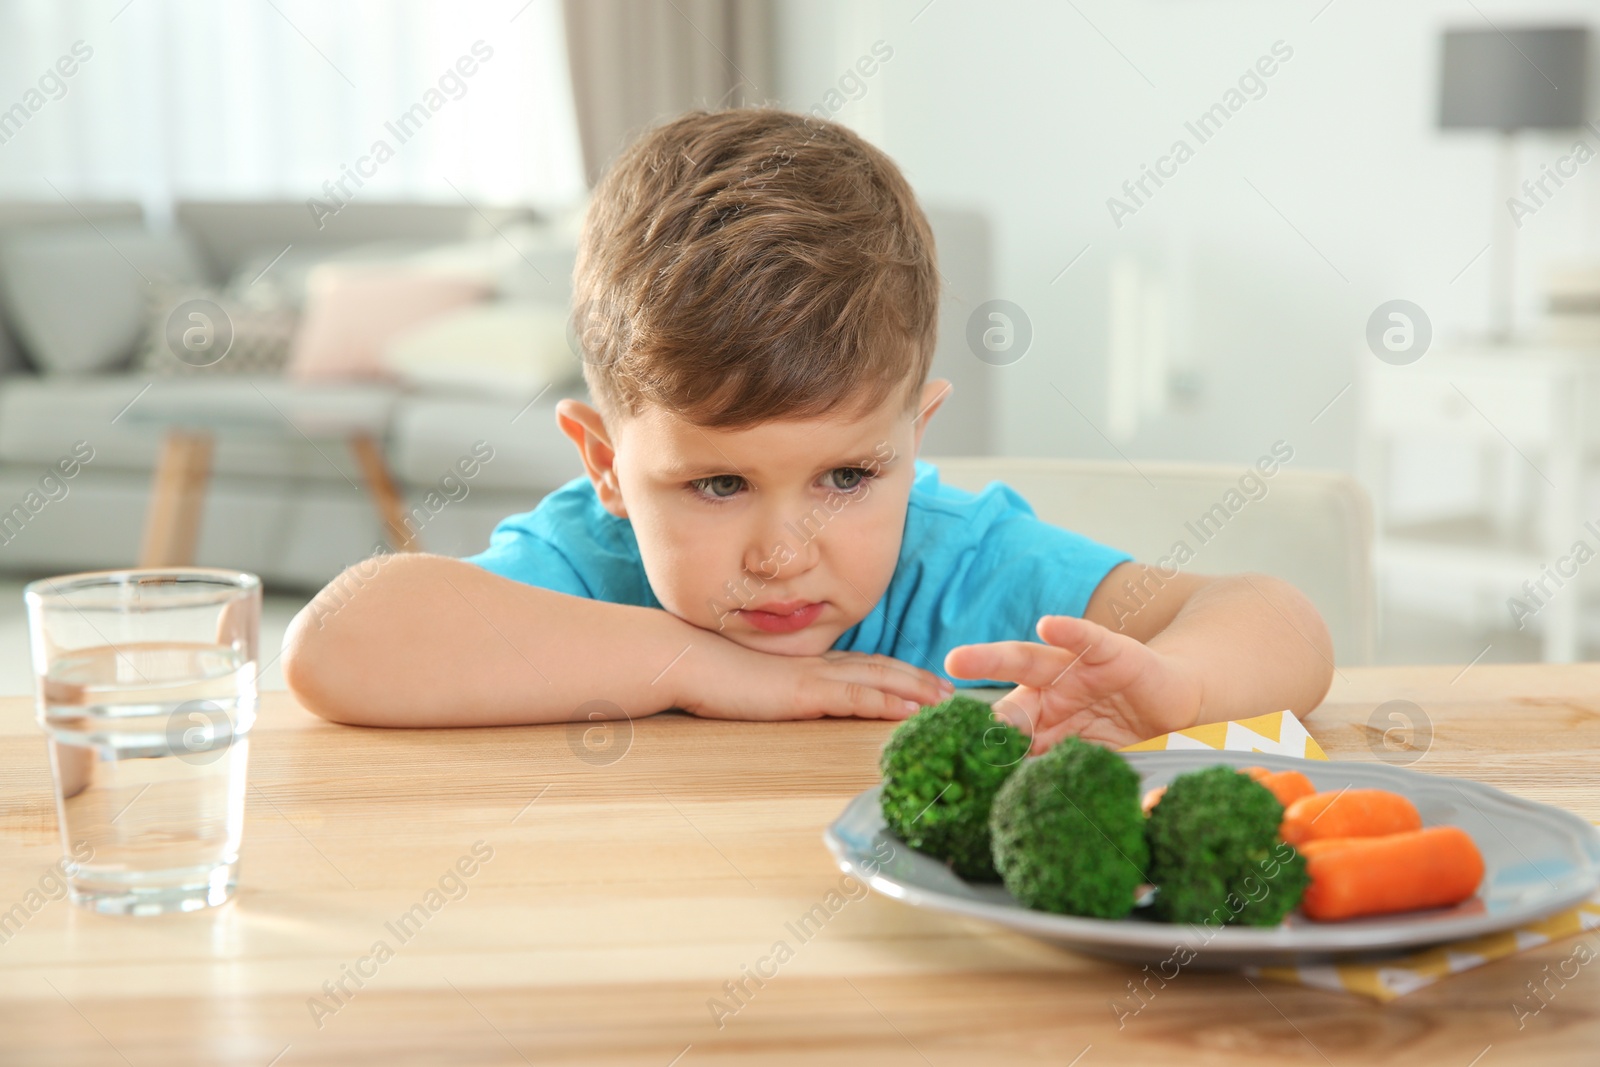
[772, 0, 1600, 495]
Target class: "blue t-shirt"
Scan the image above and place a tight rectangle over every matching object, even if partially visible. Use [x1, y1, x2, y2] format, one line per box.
[463, 459, 1133, 686]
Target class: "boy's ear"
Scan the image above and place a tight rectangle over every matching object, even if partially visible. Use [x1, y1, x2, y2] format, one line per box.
[555, 398, 628, 518]
[911, 378, 953, 454]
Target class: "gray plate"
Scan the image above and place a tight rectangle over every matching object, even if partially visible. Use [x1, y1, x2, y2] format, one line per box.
[823, 749, 1600, 967]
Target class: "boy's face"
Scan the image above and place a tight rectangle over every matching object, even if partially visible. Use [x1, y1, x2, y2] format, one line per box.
[558, 379, 950, 657]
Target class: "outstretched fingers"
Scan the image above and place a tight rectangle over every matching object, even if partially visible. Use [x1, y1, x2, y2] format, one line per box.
[989, 686, 1043, 737]
[1035, 614, 1125, 666]
[944, 639, 1083, 690]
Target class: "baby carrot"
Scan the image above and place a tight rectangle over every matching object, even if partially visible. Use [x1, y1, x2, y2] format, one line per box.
[1141, 785, 1167, 814]
[1145, 767, 1311, 814]
[1257, 770, 1317, 809]
[1231, 766, 1315, 807]
[1299, 826, 1484, 920]
[1281, 789, 1422, 846]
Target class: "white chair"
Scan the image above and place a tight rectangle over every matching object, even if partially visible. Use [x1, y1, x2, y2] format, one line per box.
[929, 456, 1376, 666]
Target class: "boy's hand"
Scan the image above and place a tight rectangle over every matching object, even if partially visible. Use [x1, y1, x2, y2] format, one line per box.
[944, 614, 1203, 751]
[675, 638, 954, 722]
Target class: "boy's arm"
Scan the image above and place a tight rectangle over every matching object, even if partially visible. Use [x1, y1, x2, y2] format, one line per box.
[944, 562, 1335, 750]
[282, 553, 949, 727]
[1098, 565, 1336, 723]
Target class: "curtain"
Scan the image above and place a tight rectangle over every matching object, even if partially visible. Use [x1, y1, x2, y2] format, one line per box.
[0, 0, 587, 213]
[561, 0, 774, 187]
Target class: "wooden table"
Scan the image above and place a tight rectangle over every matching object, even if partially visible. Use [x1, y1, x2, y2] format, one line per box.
[2, 665, 1598, 1065]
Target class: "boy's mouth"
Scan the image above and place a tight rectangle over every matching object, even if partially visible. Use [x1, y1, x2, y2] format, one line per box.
[738, 600, 824, 634]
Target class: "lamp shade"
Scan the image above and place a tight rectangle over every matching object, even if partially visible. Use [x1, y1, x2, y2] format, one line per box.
[1438, 26, 1589, 130]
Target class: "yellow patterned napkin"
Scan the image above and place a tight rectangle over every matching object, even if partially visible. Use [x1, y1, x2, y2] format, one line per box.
[1255, 899, 1600, 1002]
[1117, 710, 1600, 1002]
[1119, 709, 1327, 760]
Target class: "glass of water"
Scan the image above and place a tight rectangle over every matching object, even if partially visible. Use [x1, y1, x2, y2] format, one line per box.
[25, 568, 260, 916]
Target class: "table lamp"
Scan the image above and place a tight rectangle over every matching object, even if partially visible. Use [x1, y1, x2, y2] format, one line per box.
[1438, 25, 1589, 342]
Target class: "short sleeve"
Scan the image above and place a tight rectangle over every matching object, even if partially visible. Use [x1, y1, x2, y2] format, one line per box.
[463, 525, 593, 599]
[458, 475, 661, 608]
[954, 486, 1134, 634]
[832, 463, 1134, 684]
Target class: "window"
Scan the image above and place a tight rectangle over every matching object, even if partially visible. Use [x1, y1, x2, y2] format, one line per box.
[0, 0, 587, 213]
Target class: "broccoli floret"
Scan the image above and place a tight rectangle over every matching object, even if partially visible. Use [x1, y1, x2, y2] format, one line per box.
[988, 737, 1148, 918]
[1145, 765, 1309, 927]
[879, 695, 1030, 880]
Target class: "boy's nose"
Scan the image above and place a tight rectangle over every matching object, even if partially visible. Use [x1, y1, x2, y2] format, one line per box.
[743, 509, 821, 579]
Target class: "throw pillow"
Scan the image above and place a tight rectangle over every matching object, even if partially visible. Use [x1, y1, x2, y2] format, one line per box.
[287, 264, 491, 382]
[132, 282, 298, 376]
[379, 302, 578, 397]
[0, 221, 206, 374]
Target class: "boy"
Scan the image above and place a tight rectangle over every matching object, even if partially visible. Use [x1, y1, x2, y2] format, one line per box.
[282, 108, 1333, 750]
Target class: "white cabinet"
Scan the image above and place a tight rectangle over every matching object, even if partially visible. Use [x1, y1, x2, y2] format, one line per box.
[1359, 344, 1600, 661]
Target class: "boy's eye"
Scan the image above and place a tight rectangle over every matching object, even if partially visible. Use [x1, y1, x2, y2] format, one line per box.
[693, 474, 745, 499]
[824, 467, 873, 492]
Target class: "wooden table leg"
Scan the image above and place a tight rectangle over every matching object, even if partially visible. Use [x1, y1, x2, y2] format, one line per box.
[349, 432, 419, 553]
[139, 428, 214, 567]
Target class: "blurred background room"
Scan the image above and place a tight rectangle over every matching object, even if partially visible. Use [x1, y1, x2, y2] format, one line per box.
[0, 0, 1597, 691]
